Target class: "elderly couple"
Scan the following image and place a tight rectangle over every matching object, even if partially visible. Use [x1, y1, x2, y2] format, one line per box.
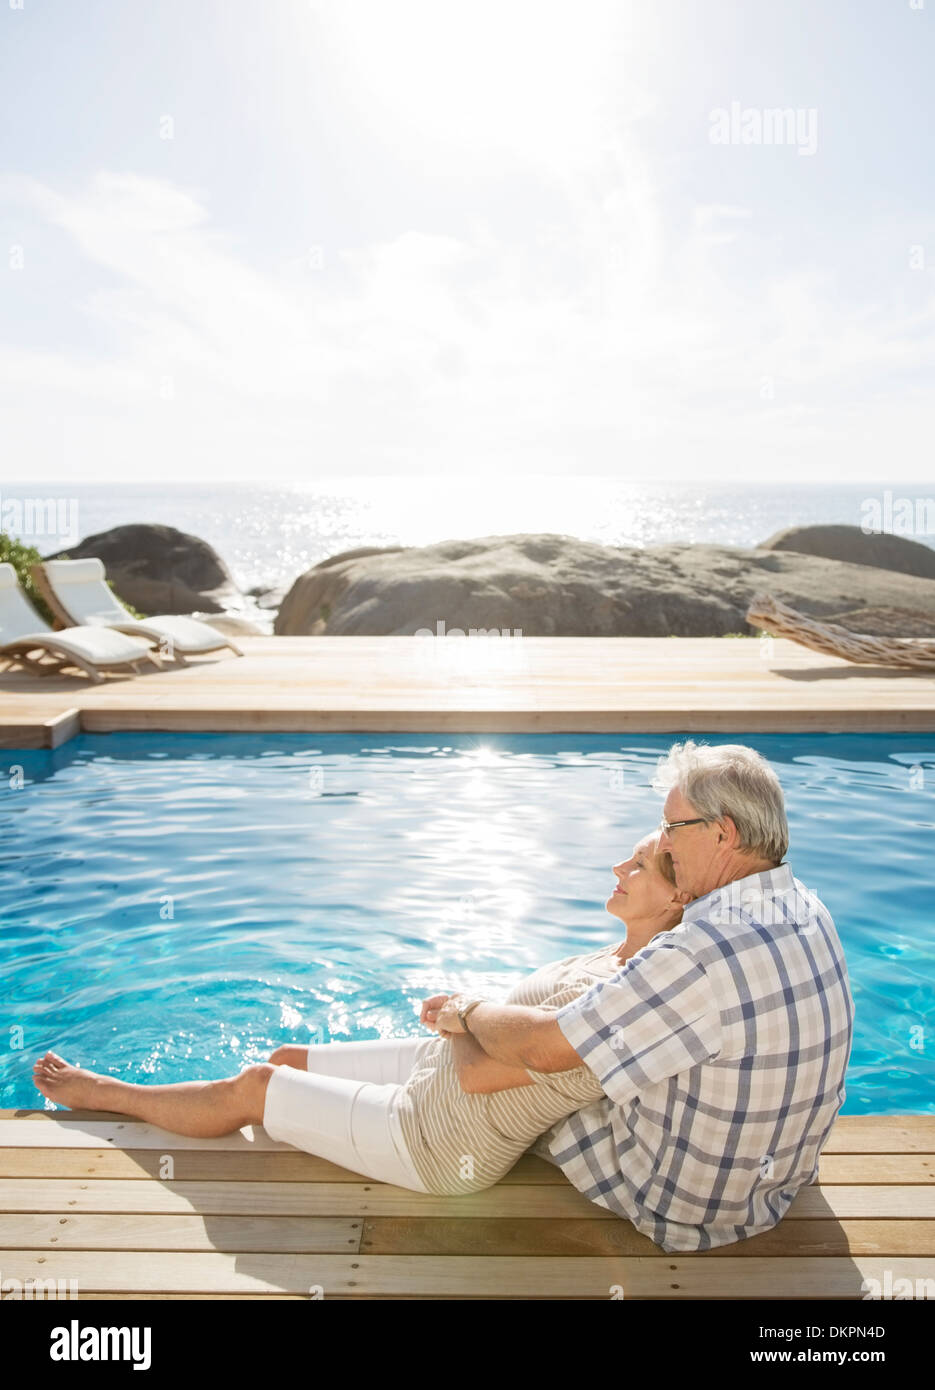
[34, 741, 854, 1253]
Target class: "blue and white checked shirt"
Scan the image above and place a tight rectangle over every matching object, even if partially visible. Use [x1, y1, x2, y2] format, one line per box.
[532, 863, 855, 1252]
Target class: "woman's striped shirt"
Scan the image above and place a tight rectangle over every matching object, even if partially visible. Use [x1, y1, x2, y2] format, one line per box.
[394, 946, 621, 1195]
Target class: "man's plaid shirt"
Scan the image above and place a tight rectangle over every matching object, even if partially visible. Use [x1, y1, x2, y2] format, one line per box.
[533, 863, 855, 1252]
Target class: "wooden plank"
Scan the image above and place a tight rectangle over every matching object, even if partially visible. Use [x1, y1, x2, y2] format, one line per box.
[72, 1293, 309, 1299]
[1, 1178, 933, 1219]
[820, 1118, 935, 1154]
[0, 1213, 362, 1253]
[359, 1217, 935, 1257]
[9, 1109, 933, 1138]
[1, 635, 933, 743]
[72, 709, 935, 734]
[0, 1148, 385, 1182]
[4, 1114, 933, 1157]
[816, 1154, 935, 1182]
[0, 1178, 600, 1218]
[44, 707, 80, 749]
[1, 1251, 932, 1298]
[0, 1249, 353, 1297]
[0, 1110, 136, 1120]
[0, 723, 59, 750]
[0, 1119, 297, 1152]
[10, 1209, 928, 1259]
[0, 1146, 930, 1184]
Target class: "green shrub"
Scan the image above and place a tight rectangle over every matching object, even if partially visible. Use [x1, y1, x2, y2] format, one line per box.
[0, 533, 54, 624]
[0, 534, 147, 624]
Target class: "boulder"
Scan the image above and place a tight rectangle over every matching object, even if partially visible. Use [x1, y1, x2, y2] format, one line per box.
[759, 523, 935, 580]
[44, 523, 241, 615]
[273, 532, 935, 637]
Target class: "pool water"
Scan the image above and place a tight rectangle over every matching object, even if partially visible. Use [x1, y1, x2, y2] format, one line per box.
[1, 732, 933, 1113]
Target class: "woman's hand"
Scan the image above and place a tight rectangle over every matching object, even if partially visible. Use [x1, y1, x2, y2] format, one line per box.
[420, 993, 453, 1032]
[435, 995, 470, 1035]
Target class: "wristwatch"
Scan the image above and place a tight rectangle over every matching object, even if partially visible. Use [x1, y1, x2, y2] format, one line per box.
[457, 998, 482, 1036]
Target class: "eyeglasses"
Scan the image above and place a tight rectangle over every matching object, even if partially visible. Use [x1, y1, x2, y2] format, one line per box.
[659, 817, 708, 834]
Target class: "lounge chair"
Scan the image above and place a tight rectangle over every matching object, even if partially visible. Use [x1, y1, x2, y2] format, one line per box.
[33, 558, 244, 665]
[0, 563, 159, 682]
[745, 592, 935, 670]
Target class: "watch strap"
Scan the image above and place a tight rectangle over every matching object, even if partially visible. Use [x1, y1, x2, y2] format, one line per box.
[458, 999, 482, 1035]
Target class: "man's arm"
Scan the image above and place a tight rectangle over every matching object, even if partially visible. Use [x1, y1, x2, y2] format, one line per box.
[448, 1032, 537, 1094]
[436, 999, 584, 1074]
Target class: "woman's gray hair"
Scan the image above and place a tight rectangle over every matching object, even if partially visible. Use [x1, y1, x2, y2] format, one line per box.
[651, 741, 788, 863]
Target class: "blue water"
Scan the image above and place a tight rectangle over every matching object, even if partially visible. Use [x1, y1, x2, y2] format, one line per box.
[1, 732, 933, 1113]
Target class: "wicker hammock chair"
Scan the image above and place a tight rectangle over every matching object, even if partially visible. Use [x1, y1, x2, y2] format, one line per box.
[744, 593, 935, 670]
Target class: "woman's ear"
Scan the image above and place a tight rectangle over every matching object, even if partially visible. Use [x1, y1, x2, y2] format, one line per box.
[673, 889, 694, 905]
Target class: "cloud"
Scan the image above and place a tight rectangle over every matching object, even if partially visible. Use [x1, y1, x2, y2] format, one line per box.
[1, 165, 934, 483]
[692, 204, 754, 246]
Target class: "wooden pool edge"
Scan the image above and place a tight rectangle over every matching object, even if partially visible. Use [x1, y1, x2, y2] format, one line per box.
[2, 635, 935, 747]
[4, 705, 935, 749]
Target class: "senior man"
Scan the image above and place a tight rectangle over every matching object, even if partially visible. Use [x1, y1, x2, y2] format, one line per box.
[433, 740, 855, 1253]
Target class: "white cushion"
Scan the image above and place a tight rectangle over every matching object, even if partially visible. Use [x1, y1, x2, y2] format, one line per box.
[42, 558, 127, 625]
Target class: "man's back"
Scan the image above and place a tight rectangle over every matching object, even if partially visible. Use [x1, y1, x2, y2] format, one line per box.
[539, 862, 855, 1252]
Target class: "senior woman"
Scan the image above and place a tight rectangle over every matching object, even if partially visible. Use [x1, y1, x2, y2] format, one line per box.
[32, 829, 691, 1196]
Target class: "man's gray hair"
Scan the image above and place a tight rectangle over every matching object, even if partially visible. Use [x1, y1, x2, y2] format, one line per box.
[652, 741, 789, 863]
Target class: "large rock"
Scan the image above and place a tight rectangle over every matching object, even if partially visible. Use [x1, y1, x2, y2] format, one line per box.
[273, 532, 935, 636]
[44, 524, 241, 615]
[760, 523, 935, 580]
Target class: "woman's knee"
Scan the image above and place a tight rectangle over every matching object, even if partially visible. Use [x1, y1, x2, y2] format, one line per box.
[268, 1045, 308, 1069]
[234, 1062, 277, 1115]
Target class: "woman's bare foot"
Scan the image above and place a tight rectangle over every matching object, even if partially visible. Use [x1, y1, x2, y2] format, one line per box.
[33, 1051, 114, 1110]
[32, 1050, 272, 1137]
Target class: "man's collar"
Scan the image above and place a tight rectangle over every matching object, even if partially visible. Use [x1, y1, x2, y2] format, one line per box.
[681, 861, 793, 924]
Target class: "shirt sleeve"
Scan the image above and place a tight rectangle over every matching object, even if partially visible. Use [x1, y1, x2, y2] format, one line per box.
[523, 1062, 608, 1103]
[515, 981, 604, 1092]
[553, 940, 722, 1106]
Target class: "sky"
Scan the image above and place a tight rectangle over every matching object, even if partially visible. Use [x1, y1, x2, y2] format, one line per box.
[1, 0, 933, 485]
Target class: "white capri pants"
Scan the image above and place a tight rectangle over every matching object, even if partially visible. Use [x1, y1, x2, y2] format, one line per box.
[261, 1038, 432, 1191]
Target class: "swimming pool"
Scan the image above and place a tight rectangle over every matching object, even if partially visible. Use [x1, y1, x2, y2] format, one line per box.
[1, 732, 932, 1113]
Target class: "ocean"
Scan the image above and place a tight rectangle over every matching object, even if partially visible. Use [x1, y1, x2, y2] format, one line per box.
[4, 476, 933, 602]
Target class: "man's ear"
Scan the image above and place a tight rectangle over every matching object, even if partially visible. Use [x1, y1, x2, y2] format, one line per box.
[717, 814, 738, 846]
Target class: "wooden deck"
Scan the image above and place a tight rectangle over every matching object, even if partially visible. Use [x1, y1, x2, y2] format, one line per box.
[0, 1110, 932, 1299]
[3, 635, 935, 747]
